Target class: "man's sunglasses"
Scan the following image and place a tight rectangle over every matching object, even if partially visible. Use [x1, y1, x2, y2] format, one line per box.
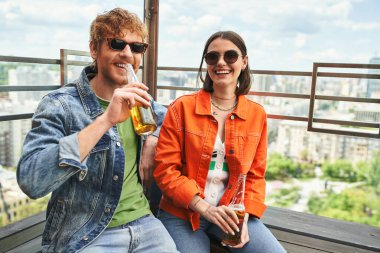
[107, 38, 148, 54]
[204, 50, 242, 65]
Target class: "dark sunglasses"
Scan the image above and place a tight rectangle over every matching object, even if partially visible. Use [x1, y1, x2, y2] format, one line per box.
[107, 38, 148, 54]
[204, 50, 242, 65]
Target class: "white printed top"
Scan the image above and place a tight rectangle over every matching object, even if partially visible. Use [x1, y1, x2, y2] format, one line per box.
[204, 135, 230, 206]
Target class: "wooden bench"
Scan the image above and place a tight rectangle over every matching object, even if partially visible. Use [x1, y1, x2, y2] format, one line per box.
[1, 206, 380, 253]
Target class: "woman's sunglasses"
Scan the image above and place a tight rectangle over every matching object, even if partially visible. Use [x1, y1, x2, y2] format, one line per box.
[107, 38, 148, 54]
[204, 50, 242, 65]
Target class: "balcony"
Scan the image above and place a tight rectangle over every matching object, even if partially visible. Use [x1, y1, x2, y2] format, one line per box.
[1, 48, 380, 253]
[1, 1, 380, 252]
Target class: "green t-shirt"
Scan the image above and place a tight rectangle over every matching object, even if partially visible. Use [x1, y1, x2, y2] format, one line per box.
[97, 98, 151, 228]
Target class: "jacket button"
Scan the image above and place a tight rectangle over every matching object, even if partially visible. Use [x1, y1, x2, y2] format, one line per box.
[230, 115, 235, 120]
[116, 141, 121, 147]
[229, 149, 234, 154]
[82, 235, 89, 241]
[79, 170, 87, 181]
[105, 207, 111, 213]
[113, 175, 119, 181]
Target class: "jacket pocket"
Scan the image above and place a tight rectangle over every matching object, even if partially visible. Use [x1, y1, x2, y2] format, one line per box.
[236, 132, 260, 167]
[78, 134, 110, 183]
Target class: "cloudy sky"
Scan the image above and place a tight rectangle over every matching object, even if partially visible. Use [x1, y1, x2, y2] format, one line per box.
[0, 0, 379, 71]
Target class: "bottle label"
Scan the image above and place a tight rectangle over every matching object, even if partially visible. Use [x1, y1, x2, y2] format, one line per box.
[138, 106, 156, 125]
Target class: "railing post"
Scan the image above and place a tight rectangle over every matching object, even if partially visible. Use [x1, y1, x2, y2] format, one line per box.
[143, 0, 159, 100]
[60, 49, 67, 87]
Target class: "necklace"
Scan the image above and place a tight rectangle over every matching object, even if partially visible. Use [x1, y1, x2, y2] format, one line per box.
[212, 94, 236, 100]
[211, 98, 238, 111]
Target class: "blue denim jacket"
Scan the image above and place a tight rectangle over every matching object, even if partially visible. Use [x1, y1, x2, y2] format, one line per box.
[16, 66, 167, 253]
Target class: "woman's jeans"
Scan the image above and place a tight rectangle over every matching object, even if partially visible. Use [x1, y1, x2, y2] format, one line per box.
[79, 214, 179, 253]
[158, 210, 287, 253]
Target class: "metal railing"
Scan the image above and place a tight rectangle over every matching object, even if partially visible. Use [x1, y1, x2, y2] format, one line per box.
[309, 62, 380, 138]
[1, 50, 380, 139]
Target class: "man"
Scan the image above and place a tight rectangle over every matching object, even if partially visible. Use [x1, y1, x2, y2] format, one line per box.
[17, 7, 178, 253]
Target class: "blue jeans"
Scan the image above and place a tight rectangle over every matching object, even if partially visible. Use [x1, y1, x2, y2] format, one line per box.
[158, 210, 287, 253]
[79, 215, 179, 253]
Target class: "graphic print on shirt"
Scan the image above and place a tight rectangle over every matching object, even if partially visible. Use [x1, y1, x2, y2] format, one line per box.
[204, 135, 229, 206]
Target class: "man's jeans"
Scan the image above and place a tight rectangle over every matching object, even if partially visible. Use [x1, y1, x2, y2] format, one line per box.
[158, 210, 287, 253]
[79, 215, 179, 253]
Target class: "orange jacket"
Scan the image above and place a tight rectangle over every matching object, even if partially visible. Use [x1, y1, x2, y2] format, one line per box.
[154, 89, 267, 230]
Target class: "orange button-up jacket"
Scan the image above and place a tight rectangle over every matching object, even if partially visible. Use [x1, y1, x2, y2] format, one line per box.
[154, 89, 267, 230]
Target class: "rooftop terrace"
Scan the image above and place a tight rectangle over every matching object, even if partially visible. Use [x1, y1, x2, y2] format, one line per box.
[1, 1, 380, 252]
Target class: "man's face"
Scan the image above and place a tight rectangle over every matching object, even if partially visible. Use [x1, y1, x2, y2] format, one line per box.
[90, 30, 144, 87]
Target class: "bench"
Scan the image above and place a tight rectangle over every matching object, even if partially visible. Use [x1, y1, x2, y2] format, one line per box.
[2, 206, 380, 253]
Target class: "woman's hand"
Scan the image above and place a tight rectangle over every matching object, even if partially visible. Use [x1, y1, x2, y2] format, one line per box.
[202, 205, 240, 235]
[189, 196, 240, 235]
[223, 213, 250, 248]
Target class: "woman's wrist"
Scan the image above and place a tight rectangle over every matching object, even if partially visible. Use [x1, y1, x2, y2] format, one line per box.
[190, 195, 210, 216]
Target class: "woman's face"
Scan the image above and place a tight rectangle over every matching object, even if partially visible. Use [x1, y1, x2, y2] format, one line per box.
[205, 38, 248, 91]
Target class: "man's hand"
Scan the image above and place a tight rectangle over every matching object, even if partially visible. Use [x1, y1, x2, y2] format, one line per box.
[140, 135, 158, 196]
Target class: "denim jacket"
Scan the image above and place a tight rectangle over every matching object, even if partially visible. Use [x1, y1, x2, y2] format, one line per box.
[16, 66, 167, 253]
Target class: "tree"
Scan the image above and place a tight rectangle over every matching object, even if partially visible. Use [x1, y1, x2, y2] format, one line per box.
[297, 162, 316, 178]
[322, 160, 356, 182]
[368, 151, 380, 191]
[308, 186, 380, 227]
[266, 153, 297, 180]
[0, 63, 18, 86]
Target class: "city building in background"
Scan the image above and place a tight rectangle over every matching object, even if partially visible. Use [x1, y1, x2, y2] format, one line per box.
[367, 57, 380, 98]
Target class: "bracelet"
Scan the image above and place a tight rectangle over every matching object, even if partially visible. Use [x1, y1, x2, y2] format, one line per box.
[193, 198, 202, 208]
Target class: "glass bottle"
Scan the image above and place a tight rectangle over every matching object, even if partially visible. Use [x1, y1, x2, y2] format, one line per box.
[222, 174, 246, 246]
[126, 64, 157, 136]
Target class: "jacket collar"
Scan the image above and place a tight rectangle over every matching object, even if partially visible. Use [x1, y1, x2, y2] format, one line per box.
[195, 89, 248, 120]
[69, 66, 104, 119]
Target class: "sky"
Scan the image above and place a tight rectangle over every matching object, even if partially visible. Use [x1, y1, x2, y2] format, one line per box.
[0, 0, 379, 71]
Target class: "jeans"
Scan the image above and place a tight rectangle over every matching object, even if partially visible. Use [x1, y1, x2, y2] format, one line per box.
[79, 215, 179, 253]
[158, 210, 287, 253]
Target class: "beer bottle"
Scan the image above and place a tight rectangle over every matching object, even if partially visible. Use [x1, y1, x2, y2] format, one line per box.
[126, 64, 157, 136]
[222, 174, 246, 246]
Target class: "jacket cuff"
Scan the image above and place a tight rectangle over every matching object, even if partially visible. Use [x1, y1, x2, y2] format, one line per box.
[246, 200, 267, 219]
[173, 179, 201, 208]
[58, 133, 88, 172]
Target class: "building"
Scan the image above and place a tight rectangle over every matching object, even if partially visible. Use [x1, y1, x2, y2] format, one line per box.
[366, 57, 380, 98]
[276, 120, 380, 164]
[0, 167, 30, 225]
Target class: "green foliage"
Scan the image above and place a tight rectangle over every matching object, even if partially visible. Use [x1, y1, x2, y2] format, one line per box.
[355, 161, 370, 182]
[368, 151, 380, 191]
[266, 153, 296, 180]
[268, 186, 301, 208]
[14, 197, 49, 224]
[322, 160, 357, 182]
[308, 186, 380, 227]
[266, 153, 315, 180]
[297, 162, 316, 178]
[0, 63, 18, 86]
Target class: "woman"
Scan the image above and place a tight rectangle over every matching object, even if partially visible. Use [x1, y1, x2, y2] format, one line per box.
[154, 31, 286, 253]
